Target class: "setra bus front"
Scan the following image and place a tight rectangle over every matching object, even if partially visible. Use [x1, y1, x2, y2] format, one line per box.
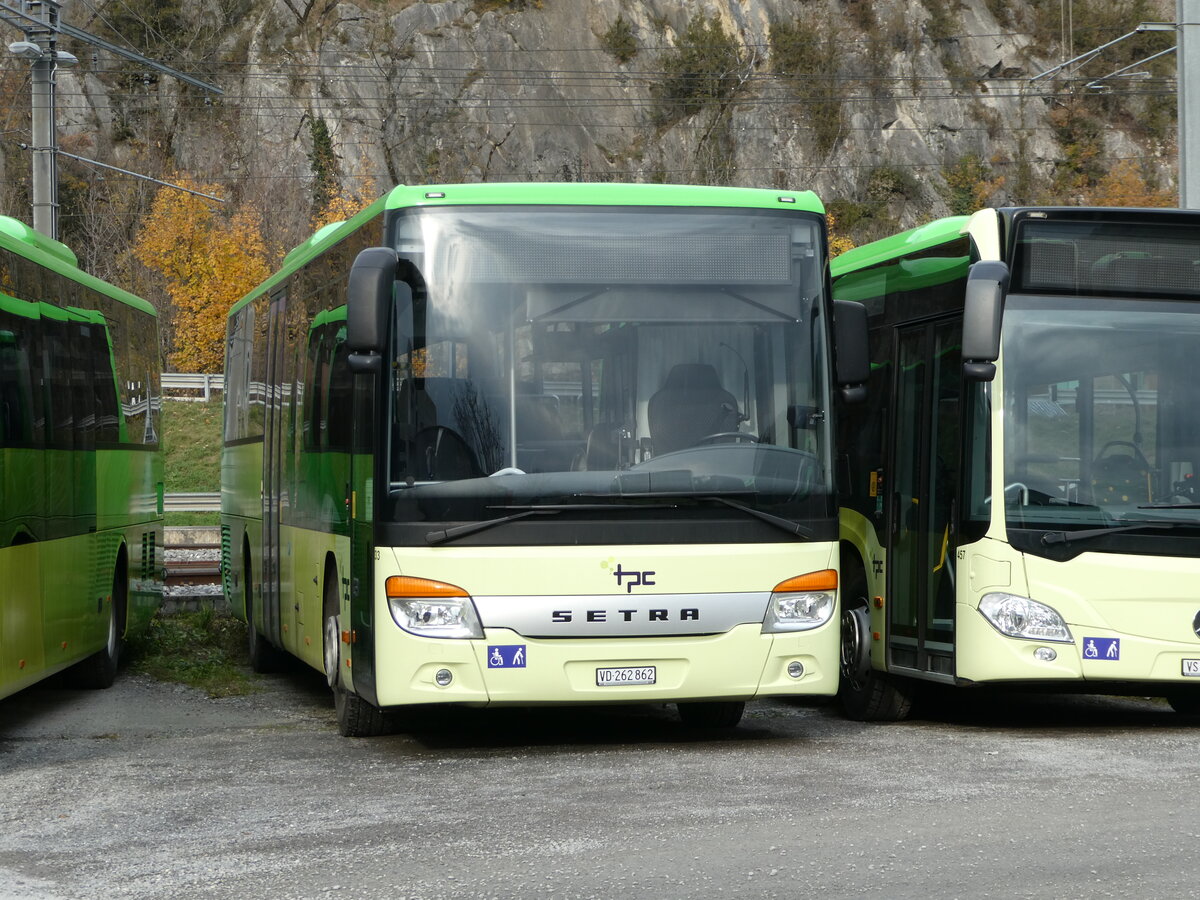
[956, 208, 1200, 713]
[328, 188, 867, 734]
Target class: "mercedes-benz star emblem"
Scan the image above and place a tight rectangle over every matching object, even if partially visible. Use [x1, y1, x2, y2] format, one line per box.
[1193, 610, 1200, 639]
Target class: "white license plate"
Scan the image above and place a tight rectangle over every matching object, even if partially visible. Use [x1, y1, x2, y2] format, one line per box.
[1183, 659, 1200, 677]
[596, 666, 656, 686]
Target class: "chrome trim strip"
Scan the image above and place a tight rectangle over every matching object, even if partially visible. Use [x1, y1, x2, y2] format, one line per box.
[472, 591, 771, 638]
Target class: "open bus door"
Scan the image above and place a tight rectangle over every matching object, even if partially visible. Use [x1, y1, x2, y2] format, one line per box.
[887, 318, 962, 681]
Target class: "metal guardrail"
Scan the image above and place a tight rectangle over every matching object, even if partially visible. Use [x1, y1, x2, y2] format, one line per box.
[163, 373, 224, 401]
[164, 492, 221, 512]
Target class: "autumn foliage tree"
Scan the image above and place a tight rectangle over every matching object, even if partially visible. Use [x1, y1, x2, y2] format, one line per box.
[1084, 160, 1174, 208]
[828, 212, 855, 258]
[134, 176, 272, 372]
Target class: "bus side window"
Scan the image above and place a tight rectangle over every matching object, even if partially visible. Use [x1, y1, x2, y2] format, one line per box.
[327, 329, 354, 453]
[0, 322, 33, 446]
[303, 321, 325, 451]
[91, 321, 120, 444]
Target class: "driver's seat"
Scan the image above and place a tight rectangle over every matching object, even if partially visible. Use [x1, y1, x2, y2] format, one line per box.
[1090, 453, 1153, 505]
[648, 364, 740, 455]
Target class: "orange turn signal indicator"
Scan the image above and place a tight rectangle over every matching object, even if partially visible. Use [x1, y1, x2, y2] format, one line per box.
[773, 570, 838, 593]
[385, 576, 469, 599]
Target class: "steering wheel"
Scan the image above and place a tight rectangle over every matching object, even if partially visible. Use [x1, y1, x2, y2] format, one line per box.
[1095, 440, 1151, 468]
[697, 432, 759, 445]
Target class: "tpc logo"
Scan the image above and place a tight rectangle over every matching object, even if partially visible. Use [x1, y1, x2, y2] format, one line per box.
[613, 563, 655, 593]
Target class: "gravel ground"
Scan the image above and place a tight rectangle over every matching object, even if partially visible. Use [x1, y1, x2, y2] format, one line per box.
[1, 671, 1198, 900]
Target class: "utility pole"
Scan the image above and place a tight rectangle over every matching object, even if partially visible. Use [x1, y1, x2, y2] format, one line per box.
[1180, 0, 1200, 208]
[1, 0, 222, 240]
[3, 1, 66, 239]
[1033, 10, 1196, 207]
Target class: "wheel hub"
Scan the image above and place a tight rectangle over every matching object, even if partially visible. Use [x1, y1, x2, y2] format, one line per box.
[840, 606, 872, 691]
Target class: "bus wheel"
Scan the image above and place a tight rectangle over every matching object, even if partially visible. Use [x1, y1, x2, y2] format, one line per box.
[838, 604, 912, 721]
[74, 560, 127, 689]
[245, 550, 282, 673]
[323, 612, 340, 689]
[334, 684, 389, 737]
[1166, 692, 1200, 715]
[677, 701, 745, 729]
[324, 565, 388, 737]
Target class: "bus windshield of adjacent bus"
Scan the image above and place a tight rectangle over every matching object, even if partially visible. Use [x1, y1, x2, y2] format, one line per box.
[382, 206, 832, 538]
[992, 217, 1200, 552]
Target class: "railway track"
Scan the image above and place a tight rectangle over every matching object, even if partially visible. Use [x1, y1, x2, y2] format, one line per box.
[164, 527, 224, 603]
[165, 557, 222, 587]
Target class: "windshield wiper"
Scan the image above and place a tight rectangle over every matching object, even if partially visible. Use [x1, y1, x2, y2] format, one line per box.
[425, 508, 561, 546]
[576, 491, 814, 540]
[425, 501, 685, 546]
[1138, 502, 1200, 509]
[1040, 520, 1188, 546]
[697, 494, 815, 539]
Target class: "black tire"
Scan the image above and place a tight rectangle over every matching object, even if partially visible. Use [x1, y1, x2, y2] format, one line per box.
[245, 547, 283, 673]
[837, 567, 913, 722]
[73, 561, 126, 689]
[1166, 691, 1200, 715]
[325, 559, 389, 737]
[677, 700, 745, 729]
[334, 683, 390, 737]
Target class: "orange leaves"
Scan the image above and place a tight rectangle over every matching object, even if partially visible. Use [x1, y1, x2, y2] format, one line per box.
[1084, 160, 1175, 208]
[310, 175, 378, 231]
[134, 175, 272, 373]
[827, 212, 856, 258]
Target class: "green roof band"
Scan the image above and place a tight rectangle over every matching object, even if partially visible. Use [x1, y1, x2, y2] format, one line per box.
[0, 216, 78, 268]
[382, 182, 822, 213]
[832, 215, 971, 278]
[833, 255, 970, 302]
[0, 215, 157, 317]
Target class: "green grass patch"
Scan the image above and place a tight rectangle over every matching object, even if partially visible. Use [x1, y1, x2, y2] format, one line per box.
[162, 400, 223, 493]
[127, 606, 257, 697]
[164, 512, 220, 528]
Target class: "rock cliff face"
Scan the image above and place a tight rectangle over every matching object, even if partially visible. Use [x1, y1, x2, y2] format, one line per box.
[2, 0, 1177, 252]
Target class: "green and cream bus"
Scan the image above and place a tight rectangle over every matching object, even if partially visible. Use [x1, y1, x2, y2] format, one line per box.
[222, 182, 869, 735]
[0, 216, 163, 701]
[832, 207, 1200, 719]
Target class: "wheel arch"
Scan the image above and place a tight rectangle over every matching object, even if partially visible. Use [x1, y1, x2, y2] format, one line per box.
[112, 541, 130, 638]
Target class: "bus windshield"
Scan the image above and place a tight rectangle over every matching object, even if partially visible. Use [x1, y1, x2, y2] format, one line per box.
[999, 295, 1200, 546]
[383, 205, 832, 527]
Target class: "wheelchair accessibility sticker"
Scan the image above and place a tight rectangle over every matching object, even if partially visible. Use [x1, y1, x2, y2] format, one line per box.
[488, 645, 527, 668]
[1083, 637, 1120, 661]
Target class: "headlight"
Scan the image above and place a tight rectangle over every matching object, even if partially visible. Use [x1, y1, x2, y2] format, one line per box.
[386, 576, 483, 639]
[763, 570, 837, 633]
[978, 592, 1072, 643]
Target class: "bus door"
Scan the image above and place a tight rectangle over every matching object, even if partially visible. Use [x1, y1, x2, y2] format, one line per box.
[346, 338, 378, 704]
[261, 291, 287, 648]
[888, 318, 962, 681]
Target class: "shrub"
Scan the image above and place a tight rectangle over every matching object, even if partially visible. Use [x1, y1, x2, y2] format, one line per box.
[602, 15, 638, 63]
[654, 15, 747, 121]
[770, 18, 844, 154]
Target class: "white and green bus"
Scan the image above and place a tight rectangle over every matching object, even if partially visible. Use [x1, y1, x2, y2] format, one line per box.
[0, 216, 163, 701]
[222, 182, 869, 735]
[832, 207, 1200, 719]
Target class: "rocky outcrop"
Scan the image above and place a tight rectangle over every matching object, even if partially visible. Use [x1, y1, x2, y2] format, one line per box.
[21, 0, 1180, 247]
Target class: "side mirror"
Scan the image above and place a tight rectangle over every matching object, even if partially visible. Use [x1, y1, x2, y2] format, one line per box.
[347, 247, 401, 355]
[962, 260, 1009, 382]
[833, 299, 869, 404]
